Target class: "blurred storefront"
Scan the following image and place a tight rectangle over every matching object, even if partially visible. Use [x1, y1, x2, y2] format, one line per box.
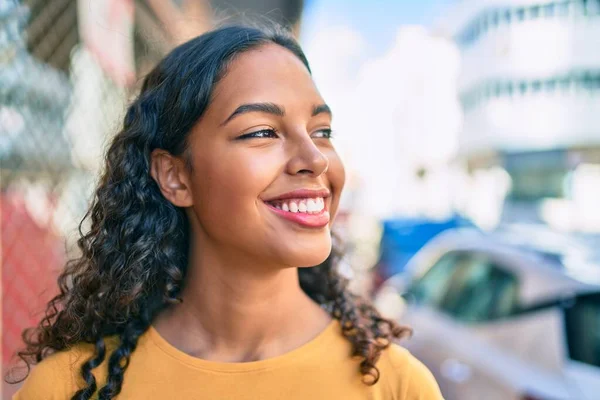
[439, 0, 600, 233]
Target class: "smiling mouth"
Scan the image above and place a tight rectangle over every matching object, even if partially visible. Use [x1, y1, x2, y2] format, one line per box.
[263, 197, 330, 228]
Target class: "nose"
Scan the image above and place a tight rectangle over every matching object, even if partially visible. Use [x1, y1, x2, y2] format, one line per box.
[285, 134, 329, 177]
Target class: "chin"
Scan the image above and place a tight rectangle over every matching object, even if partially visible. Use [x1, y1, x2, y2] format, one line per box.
[274, 234, 332, 268]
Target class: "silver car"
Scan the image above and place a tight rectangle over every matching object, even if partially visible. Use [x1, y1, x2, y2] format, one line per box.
[374, 228, 600, 400]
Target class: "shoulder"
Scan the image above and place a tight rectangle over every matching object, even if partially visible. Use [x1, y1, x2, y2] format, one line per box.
[378, 343, 445, 400]
[13, 340, 113, 400]
[13, 348, 80, 400]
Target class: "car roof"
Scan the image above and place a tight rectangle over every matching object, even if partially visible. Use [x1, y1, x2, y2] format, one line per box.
[411, 227, 600, 307]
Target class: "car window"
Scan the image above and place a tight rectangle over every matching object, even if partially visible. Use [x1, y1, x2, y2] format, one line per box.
[565, 293, 600, 368]
[441, 253, 519, 322]
[407, 252, 459, 307]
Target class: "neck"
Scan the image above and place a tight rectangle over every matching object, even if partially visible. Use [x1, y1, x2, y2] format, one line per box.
[153, 240, 331, 362]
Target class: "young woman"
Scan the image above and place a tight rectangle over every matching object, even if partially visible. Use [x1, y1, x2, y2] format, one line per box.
[11, 25, 444, 400]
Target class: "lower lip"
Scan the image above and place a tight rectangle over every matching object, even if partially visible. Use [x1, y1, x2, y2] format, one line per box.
[264, 202, 330, 228]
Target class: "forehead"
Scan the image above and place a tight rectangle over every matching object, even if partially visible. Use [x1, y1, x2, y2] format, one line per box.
[210, 43, 322, 112]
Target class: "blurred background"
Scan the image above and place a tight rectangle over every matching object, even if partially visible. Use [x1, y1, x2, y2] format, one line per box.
[1, 0, 599, 398]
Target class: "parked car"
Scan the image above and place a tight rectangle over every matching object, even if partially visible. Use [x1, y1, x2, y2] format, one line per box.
[374, 228, 600, 400]
[372, 216, 474, 291]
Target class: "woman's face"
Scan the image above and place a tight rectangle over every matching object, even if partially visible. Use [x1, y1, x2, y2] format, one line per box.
[185, 43, 345, 268]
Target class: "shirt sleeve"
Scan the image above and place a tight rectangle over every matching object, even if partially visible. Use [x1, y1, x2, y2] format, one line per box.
[385, 344, 445, 400]
[404, 350, 444, 400]
[12, 352, 74, 400]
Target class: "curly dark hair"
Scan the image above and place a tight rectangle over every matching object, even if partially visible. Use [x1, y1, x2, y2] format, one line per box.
[7, 24, 411, 399]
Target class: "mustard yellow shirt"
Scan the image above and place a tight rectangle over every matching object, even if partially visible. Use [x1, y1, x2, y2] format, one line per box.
[14, 320, 444, 399]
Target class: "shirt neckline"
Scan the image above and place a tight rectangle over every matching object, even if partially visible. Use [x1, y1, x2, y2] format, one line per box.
[146, 318, 340, 372]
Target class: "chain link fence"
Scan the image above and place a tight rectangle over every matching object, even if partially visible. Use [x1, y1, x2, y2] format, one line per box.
[1, 1, 134, 397]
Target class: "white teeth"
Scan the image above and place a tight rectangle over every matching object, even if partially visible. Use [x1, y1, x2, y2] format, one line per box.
[273, 197, 325, 213]
[317, 198, 324, 212]
[298, 200, 307, 213]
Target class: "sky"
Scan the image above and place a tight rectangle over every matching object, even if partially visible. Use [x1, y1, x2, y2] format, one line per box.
[302, 0, 454, 57]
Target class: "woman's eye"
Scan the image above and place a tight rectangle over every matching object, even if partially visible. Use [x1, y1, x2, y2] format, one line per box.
[237, 129, 278, 140]
[312, 128, 333, 139]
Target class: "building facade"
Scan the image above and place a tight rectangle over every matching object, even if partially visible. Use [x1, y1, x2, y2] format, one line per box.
[441, 0, 600, 230]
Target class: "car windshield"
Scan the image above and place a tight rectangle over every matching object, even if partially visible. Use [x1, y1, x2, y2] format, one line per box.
[565, 292, 600, 368]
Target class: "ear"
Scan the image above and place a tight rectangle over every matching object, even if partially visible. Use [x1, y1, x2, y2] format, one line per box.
[150, 149, 194, 207]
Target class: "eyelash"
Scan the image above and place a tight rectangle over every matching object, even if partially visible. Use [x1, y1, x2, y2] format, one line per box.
[237, 128, 334, 140]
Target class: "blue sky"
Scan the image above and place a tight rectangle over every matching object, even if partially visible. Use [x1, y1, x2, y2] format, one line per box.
[302, 0, 453, 56]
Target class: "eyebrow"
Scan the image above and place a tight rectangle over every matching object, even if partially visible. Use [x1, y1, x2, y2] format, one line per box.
[312, 104, 332, 118]
[221, 102, 332, 125]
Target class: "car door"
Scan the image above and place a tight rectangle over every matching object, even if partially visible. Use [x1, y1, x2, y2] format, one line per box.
[400, 251, 472, 400]
[437, 254, 526, 400]
[402, 251, 521, 400]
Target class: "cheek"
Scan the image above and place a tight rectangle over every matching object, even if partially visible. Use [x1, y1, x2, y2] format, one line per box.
[192, 148, 280, 226]
[325, 151, 346, 216]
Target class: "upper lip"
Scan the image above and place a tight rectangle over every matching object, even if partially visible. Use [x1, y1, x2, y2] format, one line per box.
[263, 188, 331, 202]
